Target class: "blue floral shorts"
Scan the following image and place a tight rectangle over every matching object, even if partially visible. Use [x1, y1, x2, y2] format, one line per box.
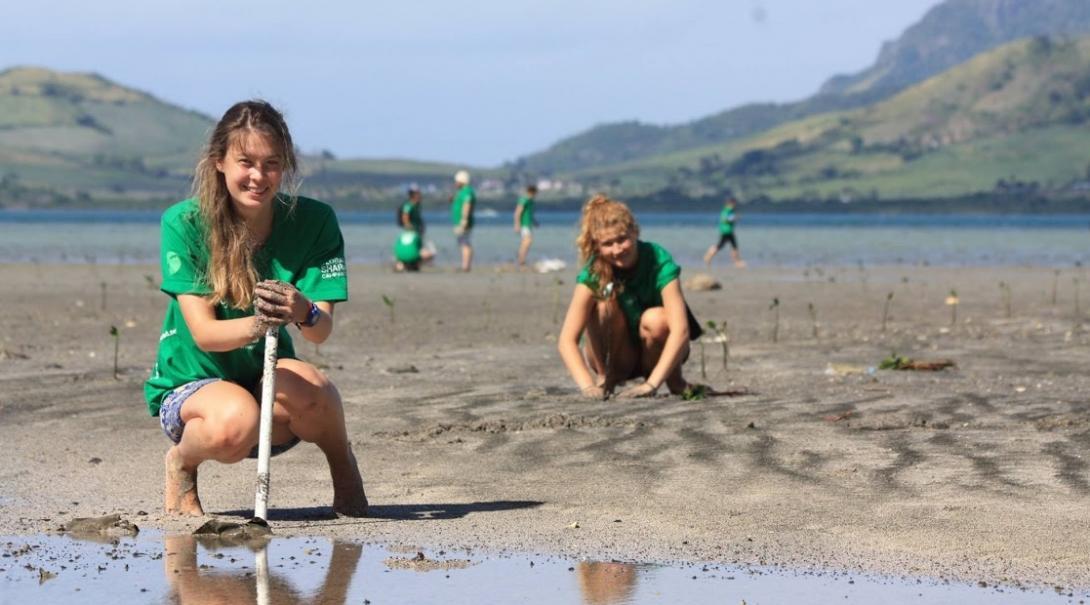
[159, 378, 300, 459]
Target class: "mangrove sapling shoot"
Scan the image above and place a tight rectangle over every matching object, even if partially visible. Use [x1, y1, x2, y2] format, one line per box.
[381, 294, 395, 324]
[808, 303, 819, 339]
[882, 292, 894, 333]
[109, 325, 119, 379]
[945, 290, 959, 327]
[707, 320, 730, 372]
[769, 298, 780, 343]
[1052, 269, 1060, 306]
[100, 282, 107, 312]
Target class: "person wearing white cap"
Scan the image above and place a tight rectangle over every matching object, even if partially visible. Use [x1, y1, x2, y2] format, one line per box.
[450, 170, 476, 272]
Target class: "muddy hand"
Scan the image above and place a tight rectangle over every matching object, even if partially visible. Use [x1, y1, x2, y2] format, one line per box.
[581, 384, 608, 401]
[247, 310, 280, 342]
[617, 381, 658, 399]
[255, 279, 309, 324]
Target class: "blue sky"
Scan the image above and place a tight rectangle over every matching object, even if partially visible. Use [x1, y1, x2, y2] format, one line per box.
[7, 1, 941, 166]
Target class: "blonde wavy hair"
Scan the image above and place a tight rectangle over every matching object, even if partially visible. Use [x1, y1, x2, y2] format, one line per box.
[192, 100, 299, 310]
[575, 194, 639, 297]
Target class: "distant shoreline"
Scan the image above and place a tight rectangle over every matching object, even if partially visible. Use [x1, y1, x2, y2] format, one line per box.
[3, 191, 1090, 215]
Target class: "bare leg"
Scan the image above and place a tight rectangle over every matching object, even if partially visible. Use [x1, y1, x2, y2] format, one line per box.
[638, 307, 691, 394]
[273, 359, 368, 517]
[583, 299, 638, 393]
[703, 244, 718, 267]
[461, 243, 473, 272]
[165, 381, 267, 516]
[731, 246, 746, 268]
[164, 447, 203, 516]
[517, 235, 533, 269]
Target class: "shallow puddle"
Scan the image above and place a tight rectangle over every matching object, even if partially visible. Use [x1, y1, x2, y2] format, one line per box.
[1, 532, 1084, 604]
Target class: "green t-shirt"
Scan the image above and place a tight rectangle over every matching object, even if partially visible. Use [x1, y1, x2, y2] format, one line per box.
[143, 196, 348, 416]
[576, 241, 681, 341]
[450, 185, 476, 229]
[393, 229, 422, 263]
[516, 195, 535, 228]
[718, 206, 735, 235]
[401, 201, 424, 234]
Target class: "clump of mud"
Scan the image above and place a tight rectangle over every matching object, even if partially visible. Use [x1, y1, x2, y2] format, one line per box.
[384, 551, 475, 572]
[59, 513, 138, 538]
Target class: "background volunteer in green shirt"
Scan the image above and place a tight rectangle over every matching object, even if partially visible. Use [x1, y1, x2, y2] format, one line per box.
[394, 184, 433, 271]
[145, 100, 367, 519]
[450, 169, 476, 272]
[703, 196, 746, 268]
[559, 194, 703, 400]
[400, 183, 425, 236]
[513, 184, 538, 270]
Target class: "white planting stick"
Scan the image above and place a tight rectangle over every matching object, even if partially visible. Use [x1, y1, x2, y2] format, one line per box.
[253, 326, 278, 522]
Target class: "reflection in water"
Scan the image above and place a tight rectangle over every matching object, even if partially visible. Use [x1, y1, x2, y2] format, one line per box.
[577, 561, 638, 605]
[164, 535, 362, 605]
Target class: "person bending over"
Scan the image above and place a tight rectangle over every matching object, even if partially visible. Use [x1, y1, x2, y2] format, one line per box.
[558, 194, 702, 399]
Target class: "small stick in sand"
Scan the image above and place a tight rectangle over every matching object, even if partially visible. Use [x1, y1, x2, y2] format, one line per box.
[109, 325, 119, 379]
[381, 294, 396, 323]
[769, 298, 780, 343]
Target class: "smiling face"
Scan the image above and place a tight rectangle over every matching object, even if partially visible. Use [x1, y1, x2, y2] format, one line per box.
[216, 130, 284, 218]
[594, 226, 638, 270]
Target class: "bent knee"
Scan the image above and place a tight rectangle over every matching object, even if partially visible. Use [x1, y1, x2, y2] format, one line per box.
[639, 308, 671, 341]
[275, 359, 340, 413]
[205, 419, 258, 461]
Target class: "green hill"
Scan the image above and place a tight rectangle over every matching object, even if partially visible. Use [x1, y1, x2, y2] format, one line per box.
[514, 0, 1090, 177]
[0, 66, 213, 203]
[0, 67, 482, 207]
[580, 36, 1090, 202]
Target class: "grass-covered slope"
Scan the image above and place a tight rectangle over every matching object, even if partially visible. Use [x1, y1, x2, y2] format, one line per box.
[515, 0, 1090, 178]
[573, 36, 1090, 202]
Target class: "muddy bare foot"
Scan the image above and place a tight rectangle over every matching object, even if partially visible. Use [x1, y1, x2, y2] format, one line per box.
[331, 447, 368, 517]
[164, 447, 204, 516]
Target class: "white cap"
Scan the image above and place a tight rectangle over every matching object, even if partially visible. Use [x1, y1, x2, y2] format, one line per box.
[454, 170, 470, 184]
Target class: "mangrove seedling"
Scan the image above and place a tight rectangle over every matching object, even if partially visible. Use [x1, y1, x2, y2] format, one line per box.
[381, 294, 396, 323]
[109, 325, 120, 379]
[881, 291, 894, 333]
[769, 297, 780, 343]
[1052, 269, 1060, 306]
[945, 290, 959, 326]
[808, 302, 819, 339]
[100, 281, 107, 312]
[878, 352, 911, 370]
[706, 320, 731, 372]
[680, 383, 708, 401]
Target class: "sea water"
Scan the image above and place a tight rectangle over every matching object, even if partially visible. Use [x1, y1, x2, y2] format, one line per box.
[0, 209, 1086, 267]
[0, 533, 1082, 605]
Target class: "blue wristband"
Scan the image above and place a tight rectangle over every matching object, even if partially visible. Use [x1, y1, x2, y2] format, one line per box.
[298, 302, 320, 328]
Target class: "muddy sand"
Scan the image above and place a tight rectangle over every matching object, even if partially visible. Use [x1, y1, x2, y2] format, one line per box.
[1, 262, 1088, 591]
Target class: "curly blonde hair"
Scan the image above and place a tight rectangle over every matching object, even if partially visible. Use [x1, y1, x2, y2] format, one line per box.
[192, 100, 299, 309]
[575, 194, 639, 297]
